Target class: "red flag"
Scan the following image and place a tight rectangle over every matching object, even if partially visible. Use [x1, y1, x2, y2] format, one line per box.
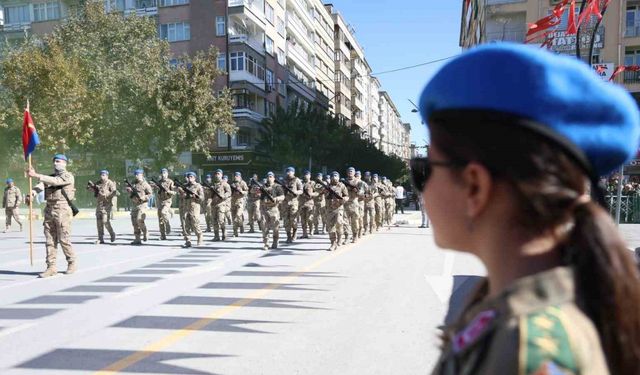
[22, 109, 40, 161]
[566, 0, 577, 34]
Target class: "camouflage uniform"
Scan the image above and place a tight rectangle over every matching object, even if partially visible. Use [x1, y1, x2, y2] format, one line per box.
[356, 178, 367, 236]
[178, 187, 189, 237]
[247, 180, 263, 233]
[373, 180, 385, 230]
[343, 177, 364, 243]
[312, 179, 326, 235]
[210, 179, 232, 241]
[363, 179, 378, 234]
[3, 184, 22, 232]
[34, 169, 76, 275]
[280, 176, 303, 243]
[128, 179, 153, 244]
[180, 181, 204, 247]
[298, 179, 317, 238]
[323, 180, 348, 251]
[432, 267, 609, 375]
[92, 178, 117, 243]
[230, 179, 249, 236]
[384, 180, 395, 226]
[154, 177, 175, 240]
[260, 181, 284, 250]
[203, 182, 213, 232]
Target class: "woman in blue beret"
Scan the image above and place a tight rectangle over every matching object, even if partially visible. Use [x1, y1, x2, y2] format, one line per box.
[414, 44, 640, 375]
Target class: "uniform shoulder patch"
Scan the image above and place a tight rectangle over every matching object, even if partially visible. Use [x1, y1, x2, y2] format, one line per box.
[520, 307, 578, 375]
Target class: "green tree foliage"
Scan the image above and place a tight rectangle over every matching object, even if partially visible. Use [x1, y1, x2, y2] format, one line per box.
[258, 102, 409, 182]
[0, 1, 234, 170]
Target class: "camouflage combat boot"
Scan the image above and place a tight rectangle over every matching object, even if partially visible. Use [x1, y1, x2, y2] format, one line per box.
[66, 262, 77, 275]
[39, 267, 57, 278]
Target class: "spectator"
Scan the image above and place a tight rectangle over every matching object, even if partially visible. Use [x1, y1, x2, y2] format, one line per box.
[394, 183, 405, 214]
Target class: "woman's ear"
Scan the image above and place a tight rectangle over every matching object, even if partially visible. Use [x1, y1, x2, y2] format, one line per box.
[461, 162, 493, 218]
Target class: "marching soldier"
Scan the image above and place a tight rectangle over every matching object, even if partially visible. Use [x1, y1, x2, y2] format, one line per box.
[362, 171, 378, 235]
[322, 171, 348, 251]
[298, 170, 318, 239]
[260, 171, 284, 251]
[87, 170, 117, 243]
[3, 178, 22, 233]
[230, 172, 248, 237]
[280, 167, 302, 243]
[355, 171, 368, 237]
[247, 173, 263, 233]
[343, 167, 364, 244]
[222, 175, 233, 226]
[153, 168, 175, 240]
[27, 154, 76, 278]
[372, 174, 384, 231]
[312, 172, 326, 235]
[177, 173, 189, 236]
[210, 169, 231, 241]
[203, 174, 213, 232]
[125, 169, 153, 245]
[178, 172, 204, 247]
[383, 177, 395, 228]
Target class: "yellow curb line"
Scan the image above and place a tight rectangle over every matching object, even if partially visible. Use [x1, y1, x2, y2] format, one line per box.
[94, 236, 368, 374]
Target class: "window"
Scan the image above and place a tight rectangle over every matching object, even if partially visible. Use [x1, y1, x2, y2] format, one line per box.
[159, 22, 190, 42]
[230, 52, 245, 71]
[266, 69, 274, 91]
[104, 0, 125, 11]
[277, 78, 286, 95]
[265, 36, 274, 55]
[237, 128, 251, 146]
[265, 3, 274, 24]
[33, 2, 60, 22]
[266, 101, 276, 116]
[277, 48, 286, 65]
[217, 129, 229, 147]
[5, 5, 30, 24]
[216, 16, 226, 36]
[217, 55, 226, 70]
[160, 0, 188, 6]
[277, 16, 285, 36]
[335, 51, 341, 61]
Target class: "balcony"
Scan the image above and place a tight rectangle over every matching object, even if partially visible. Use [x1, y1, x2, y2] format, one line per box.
[287, 42, 314, 77]
[233, 108, 265, 123]
[229, 0, 266, 30]
[2, 22, 31, 32]
[626, 25, 640, 38]
[229, 34, 265, 55]
[484, 30, 525, 43]
[287, 0, 313, 29]
[624, 70, 640, 84]
[287, 72, 315, 101]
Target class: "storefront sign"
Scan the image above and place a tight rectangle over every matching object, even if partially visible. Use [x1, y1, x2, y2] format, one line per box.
[592, 63, 614, 81]
[552, 28, 604, 53]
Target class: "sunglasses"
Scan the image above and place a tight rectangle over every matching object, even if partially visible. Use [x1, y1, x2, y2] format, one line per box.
[410, 157, 463, 192]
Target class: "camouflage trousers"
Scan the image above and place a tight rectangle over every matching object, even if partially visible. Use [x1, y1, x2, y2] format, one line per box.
[385, 198, 395, 225]
[44, 203, 75, 268]
[5, 207, 21, 228]
[374, 199, 384, 229]
[261, 204, 280, 247]
[182, 201, 202, 242]
[344, 201, 361, 240]
[157, 199, 172, 238]
[96, 205, 115, 241]
[212, 203, 229, 239]
[204, 199, 213, 231]
[131, 204, 148, 241]
[313, 204, 325, 233]
[247, 199, 262, 231]
[325, 205, 344, 245]
[282, 200, 299, 240]
[299, 203, 314, 236]
[231, 198, 245, 234]
[363, 202, 375, 233]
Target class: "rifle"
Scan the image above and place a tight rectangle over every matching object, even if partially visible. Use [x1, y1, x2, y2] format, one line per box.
[150, 177, 168, 194]
[87, 180, 99, 197]
[250, 179, 275, 202]
[274, 178, 296, 196]
[229, 182, 242, 196]
[174, 179, 198, 198]
[340, 178, 359, 192]
[316, 178, 344, 201]
[201, 180, 223, 200]
[124, 178, 141, 200]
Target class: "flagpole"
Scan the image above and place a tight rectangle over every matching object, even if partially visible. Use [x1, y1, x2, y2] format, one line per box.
[26, 99, 33, 266]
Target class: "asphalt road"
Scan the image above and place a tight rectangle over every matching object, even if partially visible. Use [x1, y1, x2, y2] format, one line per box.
[0, 210, 487, 375]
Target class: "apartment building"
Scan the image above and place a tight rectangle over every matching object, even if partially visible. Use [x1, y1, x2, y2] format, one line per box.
[379, 91, 409, 160]
[459, 0, 640, 102]
[365, 74, 381, 145]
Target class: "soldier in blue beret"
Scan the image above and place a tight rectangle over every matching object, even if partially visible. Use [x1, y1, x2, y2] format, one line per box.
[3, 177, 22, 233]
[418, 44, 640, 375]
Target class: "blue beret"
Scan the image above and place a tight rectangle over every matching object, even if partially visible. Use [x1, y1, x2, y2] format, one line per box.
[286, 167, 295, 173]
[364, 171, 371, 176]
[134, 169, 144, 175]
[267, 171, 275, 177]
[234, 171, 241, 177]
[215, 169, 223, 174]
[381, 176, 387, 180]
[6, 178, 13, 183]
[316, 172, 323, 177]
[347, 167, 355, 172]
[161, 168, 168, 173]
[185, 171, 196, 178]
[373, 173, 378, 178]
[222, 175, 228, 180]
[355, 171, 361, 176]
[331, 171, 339, 177]
[206, 174, 212, 178]
[100, 170, 109, 175]
[419, 43, 640, 177]
[303, 170, 310, 175]
[53, 154, 67, 162]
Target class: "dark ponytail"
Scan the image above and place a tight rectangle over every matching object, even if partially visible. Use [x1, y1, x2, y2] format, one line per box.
[430, 117, 640, 375]
[563, 202, 640, 374]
